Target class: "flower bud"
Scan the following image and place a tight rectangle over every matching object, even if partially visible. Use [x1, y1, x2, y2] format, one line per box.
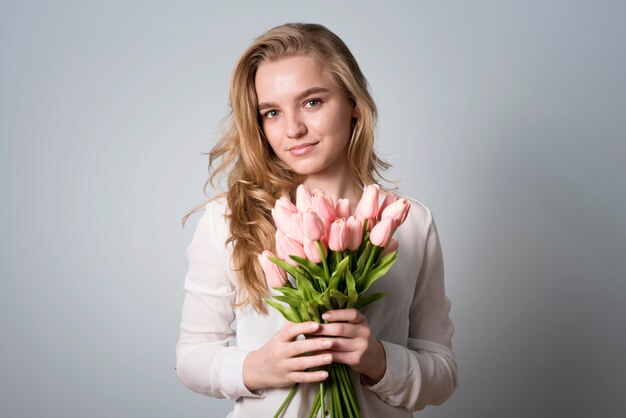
[296, 184, 313, 213]
[328, 219, 350, 252]
[378, 192, 396, 220]
[275, 231, 306, 266]
[345, 215, 363, 251]
[335, 198, 350, 219]
[272, 196, 298, 235]
[289, 212, 304, 244]
[356, 184, 380, 220]
[381, 198, 410, 226]
[312, 192, 336, 223]
[303, 237, 326, 264]
[302, 209, 325, 241]
[370, 217, 395, 247]
[258, 250, 287, 288]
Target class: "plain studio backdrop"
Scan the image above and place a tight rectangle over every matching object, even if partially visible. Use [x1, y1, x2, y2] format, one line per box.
[1, 1, 625, 417]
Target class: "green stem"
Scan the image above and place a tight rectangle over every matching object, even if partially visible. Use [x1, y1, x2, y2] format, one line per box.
[317, 240, 330, 282]
[337, 365, 359, 417]
[360, 246, 380, 285]
[331, 365, 342, 417]
[320, 380, 325, 418]
[274, 383, 299, 418]
[308, 387, 321, 418]
[337, 370, 356, 418]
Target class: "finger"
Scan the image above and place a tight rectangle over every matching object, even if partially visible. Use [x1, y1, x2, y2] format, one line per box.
[285, 352, 333, 372]
[312, 322, 359, 338]
[321, 309, 364, 324]
[319, 337, 364, 352]
[288, 369, 329, 383]
[277, 321, 320, 342]
[327, 351, 360, 367]
[286, 337, 333, 357]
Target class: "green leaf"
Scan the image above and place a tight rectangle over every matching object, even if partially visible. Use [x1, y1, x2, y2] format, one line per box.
[328, 256, 350, 291]
[289, 255, 326, 283]
[298, 302, 311, 322]
[296, 271, 318, 302]
[276, 286, 302, 300]
[264, 298, 300, 323]
[329, 289, 347, 309]
[306, 300, 321, 323]
[275, 295, 302, 306]
[345, 269, 358, 308]
[355, 241, 373, 277]
[357, 251, 398, 293]
[320, 290, 334, 311]
[268, 256, 299, 278]
[354, 292, 387, 309]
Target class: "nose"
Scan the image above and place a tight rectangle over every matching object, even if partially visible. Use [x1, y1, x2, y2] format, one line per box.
[285, 111, 307, 139]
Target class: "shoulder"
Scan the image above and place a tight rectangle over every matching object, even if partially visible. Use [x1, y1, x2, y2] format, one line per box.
[190, 195, 231, 251]
[202, 194, 229, 222]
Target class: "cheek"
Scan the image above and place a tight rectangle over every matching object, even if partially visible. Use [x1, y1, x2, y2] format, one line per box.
[262, 124, 282, 152]
[312, 111, 351, 138]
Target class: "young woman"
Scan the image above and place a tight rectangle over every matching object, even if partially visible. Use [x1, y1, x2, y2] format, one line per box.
[176, 23, 457, 417]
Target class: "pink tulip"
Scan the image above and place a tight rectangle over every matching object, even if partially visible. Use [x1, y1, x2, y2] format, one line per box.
[272, 196, 298, 235]
[258, 250, 287, 288]
[275, 231, 306, 266]
[328, 219, 350, 252]
[381, 238, 399, 257]
[302, 209, 325, 241]
[345, 215, 362, 251]
[356, 184, 380, 220]
[312, 192, 336, 223]
[370, 217, 395, 247]
[289, 212, 305, 244]
[296, 184, 313, 213]
[381, 198, 411, 226]
[335, 198, 350, 219]
[303, 237, 326, 264]
[378, 192, 396, 219]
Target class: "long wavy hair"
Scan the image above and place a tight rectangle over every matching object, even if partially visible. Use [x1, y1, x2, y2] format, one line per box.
[183, 23, 390, 313]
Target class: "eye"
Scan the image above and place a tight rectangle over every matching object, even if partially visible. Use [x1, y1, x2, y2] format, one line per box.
[263, 109, 279, 119]
[304, 98, 322, 108]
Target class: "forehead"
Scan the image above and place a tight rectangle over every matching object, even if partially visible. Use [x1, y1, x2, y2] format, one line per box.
[254, 55, 338, 101]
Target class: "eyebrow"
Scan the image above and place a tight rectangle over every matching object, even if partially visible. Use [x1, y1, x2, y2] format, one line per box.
[257, 87, 331, 111]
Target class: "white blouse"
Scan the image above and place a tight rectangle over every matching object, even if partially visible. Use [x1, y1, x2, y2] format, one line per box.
[175, 195, 458, 417]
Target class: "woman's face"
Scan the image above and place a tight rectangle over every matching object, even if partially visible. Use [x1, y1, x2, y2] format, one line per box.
[255, 55, 356, 182]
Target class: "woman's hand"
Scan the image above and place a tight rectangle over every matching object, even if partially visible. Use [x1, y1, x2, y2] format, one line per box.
[243, 321, 334, 391]
[312, 309, 387, 384]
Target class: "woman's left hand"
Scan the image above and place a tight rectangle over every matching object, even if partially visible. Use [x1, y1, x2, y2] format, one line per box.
[311, 308, 386, 384]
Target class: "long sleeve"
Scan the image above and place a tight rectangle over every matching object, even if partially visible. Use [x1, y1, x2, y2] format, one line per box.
[364, 206, 458, 411]
[175, 200, 263, 400]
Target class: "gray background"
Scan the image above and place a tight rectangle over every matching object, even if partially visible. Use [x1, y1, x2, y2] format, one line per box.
[1, 1, 625, 417]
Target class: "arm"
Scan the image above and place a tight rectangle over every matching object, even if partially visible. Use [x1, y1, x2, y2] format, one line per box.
[364, 208, 458, 410]
[175, 201, 262, 400]
[176, 201, 334, 398]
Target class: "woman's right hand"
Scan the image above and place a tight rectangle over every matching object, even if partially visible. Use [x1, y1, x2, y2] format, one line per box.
[243, 321, 333, 391]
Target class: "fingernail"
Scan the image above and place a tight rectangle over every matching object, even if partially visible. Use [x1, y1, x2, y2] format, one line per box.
[323, 355, 332, 362]
[322, 339, 332, 348]
[320, 371, 328, 378]
[310, 322, 319, 331]
[322, 313, 330, 320]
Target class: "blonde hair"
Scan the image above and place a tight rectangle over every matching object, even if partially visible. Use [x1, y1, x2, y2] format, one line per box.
[183, 23, 390, 313]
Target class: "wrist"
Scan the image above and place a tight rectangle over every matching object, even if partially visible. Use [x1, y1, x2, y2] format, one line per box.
[243, 350, 263, 391]
[362, 340, 386, 385]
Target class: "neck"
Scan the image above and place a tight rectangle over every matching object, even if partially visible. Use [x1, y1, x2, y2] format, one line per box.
[302, 157, 363, 205]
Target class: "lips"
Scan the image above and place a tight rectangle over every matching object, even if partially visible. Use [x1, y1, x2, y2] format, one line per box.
[288, 142, 319, 156]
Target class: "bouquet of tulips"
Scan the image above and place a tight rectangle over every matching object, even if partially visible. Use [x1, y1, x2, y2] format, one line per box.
[257, 184, 411, 418]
